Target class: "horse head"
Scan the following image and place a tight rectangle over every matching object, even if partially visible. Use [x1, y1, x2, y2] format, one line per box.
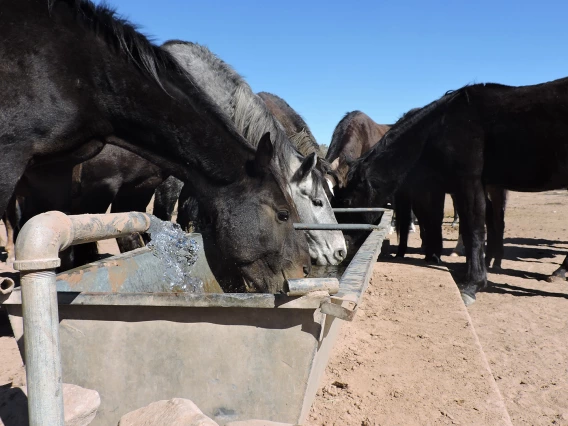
[287, 152, 347, 265]
[200, 133, 312, 292]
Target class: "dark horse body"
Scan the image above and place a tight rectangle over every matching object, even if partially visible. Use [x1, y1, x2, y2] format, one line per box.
[0, 0, 310, 292]
[325, 111, 422, 256]
[336, 78, 568, 304]
[3, 144, 169, 267]
[70, 145, 169, 265]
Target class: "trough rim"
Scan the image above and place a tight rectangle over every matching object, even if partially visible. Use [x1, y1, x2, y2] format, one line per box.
[3, 211, 392, 319]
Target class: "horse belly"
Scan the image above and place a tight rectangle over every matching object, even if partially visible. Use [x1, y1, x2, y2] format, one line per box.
[484, 140, 568, 191]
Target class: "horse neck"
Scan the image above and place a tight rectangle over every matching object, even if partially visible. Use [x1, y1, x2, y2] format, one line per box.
[327, 113, 359, 161]
[101, 64, 256, 192]
[163, 43, 289, 148]
[363, 123, 388, 154]
[361, 108, 439, 189]
[162, 42, 300, 178]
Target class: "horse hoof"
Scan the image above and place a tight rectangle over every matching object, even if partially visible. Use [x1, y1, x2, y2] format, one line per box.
[461, 292, 476, 306]
[425, 255, 441, 264]
[491, 263, 502, 271]
[546, 274, 565, 283]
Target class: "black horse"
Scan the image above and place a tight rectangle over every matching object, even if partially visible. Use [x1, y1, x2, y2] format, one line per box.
[0, 0, 311, 292]
[395, 184, 508, 268]
[335, 78, 568, 305]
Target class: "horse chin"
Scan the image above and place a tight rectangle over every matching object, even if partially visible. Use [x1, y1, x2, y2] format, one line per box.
[238, 262, 286, 294]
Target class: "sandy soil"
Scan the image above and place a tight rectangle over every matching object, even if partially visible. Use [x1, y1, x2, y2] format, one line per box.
[308, 191, 568, 425]
[1, 192, 567, 425]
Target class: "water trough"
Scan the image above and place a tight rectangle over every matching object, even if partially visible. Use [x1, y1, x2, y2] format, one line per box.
[2, 209, 392, 425]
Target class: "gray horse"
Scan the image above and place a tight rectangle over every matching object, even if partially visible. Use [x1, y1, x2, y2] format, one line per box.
[160, 41, 347, 265]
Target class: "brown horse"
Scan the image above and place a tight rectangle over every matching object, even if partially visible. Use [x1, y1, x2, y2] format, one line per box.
[257, 92, 320, 156]
[325, 111, 390, 189]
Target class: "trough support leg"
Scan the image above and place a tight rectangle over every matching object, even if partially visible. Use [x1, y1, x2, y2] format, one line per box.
[21, 269, 65, 426]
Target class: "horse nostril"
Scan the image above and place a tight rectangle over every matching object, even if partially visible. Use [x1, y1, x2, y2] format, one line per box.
[303, 265, 311, 277]
[336, 249, 346, 260]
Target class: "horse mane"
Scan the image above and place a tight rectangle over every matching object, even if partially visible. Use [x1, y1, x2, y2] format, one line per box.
[326, 111, 363, 161]
[349, 89, 463, 189]
[162, 41, 305, 175]
[45, 0, 267, 186]
[257, 92, 320, 157]
[288, 129, 319, 156]
[383, 90, 462, 149]
[47, 0, 188, 93]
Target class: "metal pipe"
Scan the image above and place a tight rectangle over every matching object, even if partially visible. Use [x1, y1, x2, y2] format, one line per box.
[286, 278, 339, 296]
[332, 208, 390, 213]
[293, 223, 381, 231]
[13, 211, 152, 426]
[0, 277, 15, 295]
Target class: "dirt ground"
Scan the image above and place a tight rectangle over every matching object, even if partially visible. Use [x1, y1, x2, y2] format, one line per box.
[1, 191, 567, 425]
[308, 191, 568, 426]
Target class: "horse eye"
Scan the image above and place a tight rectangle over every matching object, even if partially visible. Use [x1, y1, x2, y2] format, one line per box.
[312, 198, 324, 207]
[277, 210, 290, 222]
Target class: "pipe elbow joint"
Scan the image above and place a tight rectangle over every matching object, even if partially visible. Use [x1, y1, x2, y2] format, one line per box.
[13, 211, 74, 272]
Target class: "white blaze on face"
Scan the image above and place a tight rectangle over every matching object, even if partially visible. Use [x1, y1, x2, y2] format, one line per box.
[286, 155, 347, 266]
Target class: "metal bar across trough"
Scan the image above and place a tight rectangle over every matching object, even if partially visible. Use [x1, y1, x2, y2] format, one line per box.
[293, 223, 382, 231]
[332, 207, 390, 213]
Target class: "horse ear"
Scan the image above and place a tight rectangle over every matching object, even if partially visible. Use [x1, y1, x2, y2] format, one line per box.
[293, 152, 317, 182]
[254, 132, 274, 174]
[330, 157, 340, 171]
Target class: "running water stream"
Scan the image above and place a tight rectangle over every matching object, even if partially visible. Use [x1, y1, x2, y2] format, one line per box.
[146, 216, 202, 293]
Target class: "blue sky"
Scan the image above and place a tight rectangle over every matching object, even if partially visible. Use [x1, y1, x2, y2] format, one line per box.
[105, 0, 568, 147]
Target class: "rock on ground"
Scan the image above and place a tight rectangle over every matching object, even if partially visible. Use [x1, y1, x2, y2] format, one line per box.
[117, 398, 218, 426]
[0, 383, 100, 426]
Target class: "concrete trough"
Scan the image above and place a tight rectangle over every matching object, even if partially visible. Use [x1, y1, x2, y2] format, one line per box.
[2, 210, 392, 425]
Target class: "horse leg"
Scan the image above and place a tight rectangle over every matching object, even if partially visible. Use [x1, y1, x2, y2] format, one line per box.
[451, 232, 466, 257]
[450, 193, 459, 227]
[152, 176, 183, 222]
[413, 188, 444, 264]
[484, 191, 496, 268]
[394, 190, 412, 258]
[549, 255, 568, 282]
[454, 180, 487, 306]
[3, 195, 19, 264]
[409, 210, 417, 233]
[487, 185, 506, 270]
[176, 184, 200, 232]
[112, 187, 157, 253]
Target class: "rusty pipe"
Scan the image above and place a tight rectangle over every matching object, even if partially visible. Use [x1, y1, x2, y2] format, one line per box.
[13, 211, 151, 426]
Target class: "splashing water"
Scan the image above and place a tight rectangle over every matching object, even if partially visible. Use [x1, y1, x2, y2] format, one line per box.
[146, 216, 202, 293]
